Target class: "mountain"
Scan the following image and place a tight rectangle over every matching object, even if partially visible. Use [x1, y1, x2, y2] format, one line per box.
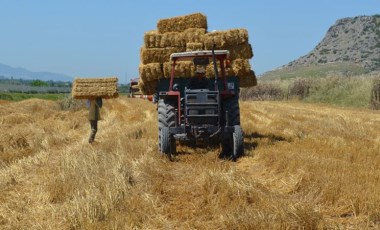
[0, 63, 72, 82]
[262, 15, 380, 80]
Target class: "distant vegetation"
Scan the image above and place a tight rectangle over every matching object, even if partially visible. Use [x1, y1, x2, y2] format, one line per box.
[0, 92, 67, 101]
[0, 76, 72, 95]
[0, 76, 72, 87]
[0, 76, 131, 101]
[241, 73, 380, 109]
[260, 63, 368, 81]
[252, 14, 380, 110]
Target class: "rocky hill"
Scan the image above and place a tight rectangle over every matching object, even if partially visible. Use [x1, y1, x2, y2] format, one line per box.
[287, 15, 380, 71]
[262, 15, 380, 80]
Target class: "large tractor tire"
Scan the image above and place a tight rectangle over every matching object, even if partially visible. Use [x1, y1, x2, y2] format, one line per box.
[223, 97, 240, 126]
[159, 127, 175, 160]
[232, 125, 244, 161]
[158, 99, 176, 157]
[221, 125, 244, 161]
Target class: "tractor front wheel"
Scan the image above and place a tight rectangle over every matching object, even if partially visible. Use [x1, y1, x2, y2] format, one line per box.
[232, 125, 244, 161]
[221, 125, 244, 161]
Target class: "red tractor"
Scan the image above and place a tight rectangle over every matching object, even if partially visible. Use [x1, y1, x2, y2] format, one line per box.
[157, 49, 244, 160]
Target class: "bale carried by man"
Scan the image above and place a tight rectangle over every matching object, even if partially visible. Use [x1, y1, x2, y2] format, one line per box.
[71, 77, 119, 99]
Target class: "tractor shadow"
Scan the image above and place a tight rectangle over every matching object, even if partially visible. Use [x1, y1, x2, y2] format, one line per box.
[175, 140, 220, 156]
[243, 132, 292, 155]
[171, 132, 291, 161]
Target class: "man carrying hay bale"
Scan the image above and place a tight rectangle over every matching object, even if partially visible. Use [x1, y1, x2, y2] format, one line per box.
[71, 77, 119, 143]
[87, 97, 102, 144]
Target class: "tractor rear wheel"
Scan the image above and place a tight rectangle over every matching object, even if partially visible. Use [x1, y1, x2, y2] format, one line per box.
[160, 127, 175, 160]
[158, 99, 176, 158]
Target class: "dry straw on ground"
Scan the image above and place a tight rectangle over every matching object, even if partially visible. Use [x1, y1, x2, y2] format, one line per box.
[72, 77, 119, 99]
[1, 98, 379, 229]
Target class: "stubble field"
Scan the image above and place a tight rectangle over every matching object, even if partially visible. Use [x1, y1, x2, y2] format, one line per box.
[0, 97, 379, 229]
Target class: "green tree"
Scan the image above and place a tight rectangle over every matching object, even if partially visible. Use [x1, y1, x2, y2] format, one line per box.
[31, 80, 49, 87]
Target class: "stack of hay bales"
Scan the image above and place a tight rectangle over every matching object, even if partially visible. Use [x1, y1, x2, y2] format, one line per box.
[139, 13, 257, 95]
[72, 77, 119, 99]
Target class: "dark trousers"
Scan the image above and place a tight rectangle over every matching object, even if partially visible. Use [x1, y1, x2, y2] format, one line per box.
[89, 120, 98, 143]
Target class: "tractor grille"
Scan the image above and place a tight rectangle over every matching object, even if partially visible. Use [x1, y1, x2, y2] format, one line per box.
[185, 90, 219, 126]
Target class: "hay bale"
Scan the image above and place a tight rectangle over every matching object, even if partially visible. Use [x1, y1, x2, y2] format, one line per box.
[239, 70, 257, 88]
[139, 13, 256, 92]
[183, 28, 206, 43]
[186, 42, 204, 51]
[227, 42, 254, 60]
[204, 29, 249, 48]
[163, 61, 235, 79]
[157, 13, 207, 33]
[232, 59, 251, 77]
[144, 30, 186, 48]
[138, 79, 157, 95]
[205, 62, 235, 78]
[204, 42, 253, 60]
[163, 61, 195, 78]
[72, 77, 119, 99]
[139, 63, 163, 82]
[140, 47, 186, 64]
[144, 30, 162, 48]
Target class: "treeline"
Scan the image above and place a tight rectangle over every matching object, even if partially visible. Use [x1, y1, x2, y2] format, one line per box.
[0, 78, 71, 93]
[0, 76, 131, 94]
[240, 75, 380, 110]
[0, 76, 71, 87]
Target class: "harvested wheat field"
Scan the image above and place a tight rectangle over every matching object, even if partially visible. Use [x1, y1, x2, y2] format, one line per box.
[0, 97, 380, 229]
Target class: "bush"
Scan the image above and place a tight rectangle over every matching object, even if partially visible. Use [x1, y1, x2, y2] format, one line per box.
[240, 82, 284, 101]
[370, 77, 380, 110]
[289, 79, 313, 99]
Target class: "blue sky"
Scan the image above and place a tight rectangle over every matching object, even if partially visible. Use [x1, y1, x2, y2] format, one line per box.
[0, 1, 379, 83]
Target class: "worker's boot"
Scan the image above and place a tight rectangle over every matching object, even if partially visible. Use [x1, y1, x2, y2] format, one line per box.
[89, 129, 96, 143]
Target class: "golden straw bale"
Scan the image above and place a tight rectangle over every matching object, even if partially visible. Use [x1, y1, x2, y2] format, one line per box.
[204, 42, 253, 60]
[204, 29, 249, 48]
[144, 30, 162, 48]
[183, 28, 206, 43]
[157, 13, 207, 33]
[229, 43, 254, 60]
[205, 62, 235, 78]
[138, 79, 158, 95]
[140, 47, 186, 64]
[186, 42, 204, 51]
[231, 59, 252, 77]
[139, 63, 163, 82]
[162, 61, 235, 79]
[144, 30, 186, 48]
[163, 61, 195, 78]
[160, 32, 186, 47]
[72, 77, 119, 99]
[239, 70, 257, 87]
